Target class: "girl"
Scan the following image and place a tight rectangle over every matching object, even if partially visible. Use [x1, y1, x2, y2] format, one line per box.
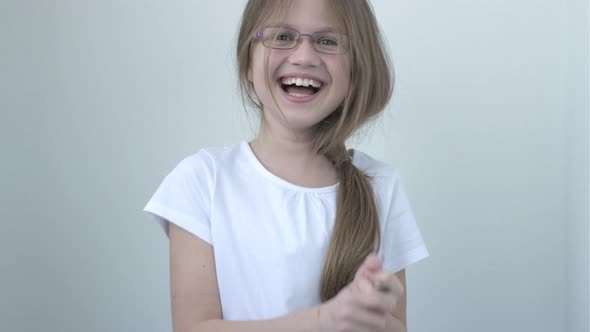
[144, 0, 429, 331]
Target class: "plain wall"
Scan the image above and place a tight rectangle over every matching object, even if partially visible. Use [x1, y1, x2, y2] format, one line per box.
[1, 1, 587, 332]
[565, 0, 590, 331]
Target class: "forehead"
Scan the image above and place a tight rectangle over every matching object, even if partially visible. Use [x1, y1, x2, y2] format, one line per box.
[268, 0, 343, 32]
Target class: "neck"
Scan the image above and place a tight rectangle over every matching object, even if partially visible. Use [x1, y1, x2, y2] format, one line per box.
[248, 122, 339, 188]
[250, 129, 317, 163]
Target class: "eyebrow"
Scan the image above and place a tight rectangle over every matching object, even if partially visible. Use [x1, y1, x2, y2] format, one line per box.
[274, 23, 339, 33]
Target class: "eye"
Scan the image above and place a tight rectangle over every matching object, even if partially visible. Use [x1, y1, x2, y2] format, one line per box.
[317, 37, 338, 46]
[275, 33, 295, 41]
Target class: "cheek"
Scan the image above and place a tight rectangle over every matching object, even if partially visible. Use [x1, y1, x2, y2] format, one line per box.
[341, 59, 352, 86]
[332, 61, 351, 95]
[251, 48, 279, 87]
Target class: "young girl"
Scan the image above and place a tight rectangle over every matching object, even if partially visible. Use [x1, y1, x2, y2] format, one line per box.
[144, 0, 429, 331]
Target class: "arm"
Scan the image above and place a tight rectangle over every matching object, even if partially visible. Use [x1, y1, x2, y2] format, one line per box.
[385, 269, 408, 332]
[168, 222, 320, 332]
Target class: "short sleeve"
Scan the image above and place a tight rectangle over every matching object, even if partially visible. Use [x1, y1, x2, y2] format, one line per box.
[378, 172, 429, 273]
[143, 150, 215, 243]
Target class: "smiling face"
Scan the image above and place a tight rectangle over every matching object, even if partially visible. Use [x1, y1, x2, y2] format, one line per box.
[248, 0, 351, 138]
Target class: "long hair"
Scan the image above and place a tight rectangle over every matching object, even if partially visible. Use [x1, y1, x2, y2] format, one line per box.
[236, 0, 394, 302]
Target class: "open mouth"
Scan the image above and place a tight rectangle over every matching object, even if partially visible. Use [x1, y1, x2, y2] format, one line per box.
[278, 76, 323, 97]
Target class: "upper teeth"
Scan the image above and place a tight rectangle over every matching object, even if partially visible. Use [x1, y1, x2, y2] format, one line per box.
[281, 77, 322, 88]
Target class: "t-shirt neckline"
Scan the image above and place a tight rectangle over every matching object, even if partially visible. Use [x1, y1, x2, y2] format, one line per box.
[241, 140, 352, 193]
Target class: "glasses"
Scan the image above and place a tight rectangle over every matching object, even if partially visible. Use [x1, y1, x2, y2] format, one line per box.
[256, 26, 349, 55]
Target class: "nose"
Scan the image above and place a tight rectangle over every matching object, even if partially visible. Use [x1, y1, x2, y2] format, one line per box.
[287, 34, 321, 67]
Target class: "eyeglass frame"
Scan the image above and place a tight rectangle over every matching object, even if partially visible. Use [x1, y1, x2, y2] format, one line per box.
[255, 26, 350, 55]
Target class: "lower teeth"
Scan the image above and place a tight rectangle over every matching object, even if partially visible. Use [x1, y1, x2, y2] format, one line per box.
[288, 92, 308, 97]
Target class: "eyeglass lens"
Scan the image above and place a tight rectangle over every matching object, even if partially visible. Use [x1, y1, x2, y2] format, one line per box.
[261, 27, 347, 55]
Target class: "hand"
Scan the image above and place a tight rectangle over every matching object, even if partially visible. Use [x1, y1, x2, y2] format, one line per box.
[317, 254, 404, 332]
[355, 254, 405, 315]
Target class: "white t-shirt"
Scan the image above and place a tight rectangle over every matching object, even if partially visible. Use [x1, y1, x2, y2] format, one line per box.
[143, 140, 429, 320]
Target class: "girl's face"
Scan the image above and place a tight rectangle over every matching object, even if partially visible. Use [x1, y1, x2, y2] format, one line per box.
[249, 0, 351, 138]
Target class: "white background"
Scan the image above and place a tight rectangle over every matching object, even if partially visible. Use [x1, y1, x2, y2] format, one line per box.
[1, 1, 588, 331]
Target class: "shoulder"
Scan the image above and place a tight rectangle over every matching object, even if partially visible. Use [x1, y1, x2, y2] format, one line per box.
[177, 141, 243, 173]
[159, 141, 246, 193]
[351, 149, 411, 215]
[351, 149, 402, 182]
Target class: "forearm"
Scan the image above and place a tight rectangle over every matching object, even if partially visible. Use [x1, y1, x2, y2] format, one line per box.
[190, 309, 405, 332]
[187, 306, 320, 332]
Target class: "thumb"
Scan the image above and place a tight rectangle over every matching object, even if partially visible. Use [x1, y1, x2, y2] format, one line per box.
[358, 276, 374, 294]
[351, 271, 375, 295]
[363, 253, 383, 272]
[354, 253, 383, 282]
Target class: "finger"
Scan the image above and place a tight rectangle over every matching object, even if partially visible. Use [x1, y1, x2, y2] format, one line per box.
[339, 311, 387, 332]
[358, 276, 374, 294]
[353, 289, 389, 314]
[354, 254, 383, 281]
[344, 310, 387, 332]
[350, 273, 372, 296]
[375, 272, 403, 293]
[373, 272, 404, 314]
[362, 253, 383, 273]
[375, 271, 394, 293]
[343, 292, 388, 331]
[373, 289, 399, 316]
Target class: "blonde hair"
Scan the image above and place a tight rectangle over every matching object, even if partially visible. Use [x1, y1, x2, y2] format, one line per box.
[236, 0, 394, 302]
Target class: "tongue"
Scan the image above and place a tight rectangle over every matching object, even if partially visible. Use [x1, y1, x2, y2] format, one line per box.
[286, 86, 315, 96]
